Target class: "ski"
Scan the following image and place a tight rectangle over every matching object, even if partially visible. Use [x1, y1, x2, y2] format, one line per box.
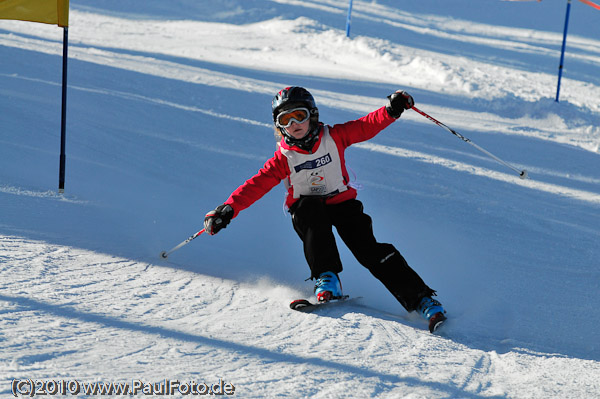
[289, 295, 353, 312]
[429, 312, 447, 333]
[290, 296, 447, 334]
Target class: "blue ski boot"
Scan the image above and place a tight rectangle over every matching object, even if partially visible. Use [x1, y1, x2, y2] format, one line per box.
[314, 271, 343, 302]
[417, 296, 447, 333]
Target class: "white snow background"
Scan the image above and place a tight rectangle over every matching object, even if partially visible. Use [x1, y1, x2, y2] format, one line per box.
[1, 0, 600, 397]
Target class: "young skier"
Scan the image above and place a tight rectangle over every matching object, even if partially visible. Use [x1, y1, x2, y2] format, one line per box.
[204, 87, 446, 332]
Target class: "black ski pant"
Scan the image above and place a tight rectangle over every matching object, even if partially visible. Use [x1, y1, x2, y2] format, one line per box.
[290, 197, 435, 312]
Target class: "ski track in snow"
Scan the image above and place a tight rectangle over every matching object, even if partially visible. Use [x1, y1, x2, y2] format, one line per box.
[1, 66, 599, 207]
[2, 234, 598, 398]
[1, 8, 600, 152]
[0, 184, 88, 204]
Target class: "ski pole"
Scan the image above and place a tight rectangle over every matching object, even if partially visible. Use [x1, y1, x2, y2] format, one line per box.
[160, 228, 205, 259]
[412, 106, 528, 179]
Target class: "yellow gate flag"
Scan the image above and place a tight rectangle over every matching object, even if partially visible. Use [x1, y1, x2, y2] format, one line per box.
[0, 0, 69, 27]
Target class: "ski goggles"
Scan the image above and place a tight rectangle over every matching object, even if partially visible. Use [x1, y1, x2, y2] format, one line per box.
[276, 107, 310, 128]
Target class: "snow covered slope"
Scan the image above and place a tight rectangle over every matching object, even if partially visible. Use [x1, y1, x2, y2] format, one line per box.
[1, 0, 599, 397]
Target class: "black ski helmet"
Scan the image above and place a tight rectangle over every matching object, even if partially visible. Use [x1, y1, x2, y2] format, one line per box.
[272, 86, 318, 120]
[272, 87, 320, 150]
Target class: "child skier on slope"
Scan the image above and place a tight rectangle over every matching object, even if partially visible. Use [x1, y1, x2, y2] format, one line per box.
[204, 87, 446, 332]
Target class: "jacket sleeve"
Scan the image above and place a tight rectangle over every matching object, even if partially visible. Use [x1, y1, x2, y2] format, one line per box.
[223, 150, 290, 218]
[330, 106, 396, 148]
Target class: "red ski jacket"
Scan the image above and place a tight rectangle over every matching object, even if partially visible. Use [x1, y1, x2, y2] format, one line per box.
[224, 106, 396, 218]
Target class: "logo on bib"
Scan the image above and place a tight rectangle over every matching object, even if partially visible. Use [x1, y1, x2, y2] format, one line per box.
[308, 169, 327, 194]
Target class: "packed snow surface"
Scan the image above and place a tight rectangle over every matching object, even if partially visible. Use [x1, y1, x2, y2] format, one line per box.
[1, 0, 599, 397]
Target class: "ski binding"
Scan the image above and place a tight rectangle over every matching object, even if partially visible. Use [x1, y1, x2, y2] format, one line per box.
[289, 295, 351, 312]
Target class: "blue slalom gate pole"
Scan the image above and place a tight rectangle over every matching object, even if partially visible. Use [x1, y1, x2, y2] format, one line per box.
[58, 26, 69, 193]
[556, 0, 572, 102]
[346, 0, 353, 37]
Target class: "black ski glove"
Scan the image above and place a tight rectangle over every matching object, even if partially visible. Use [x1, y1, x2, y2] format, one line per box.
[204, 204, 234, 235]
[386, 90, 414, 118]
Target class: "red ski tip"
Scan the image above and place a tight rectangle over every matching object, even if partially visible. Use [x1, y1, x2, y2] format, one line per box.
[429, 312, 447, 333]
